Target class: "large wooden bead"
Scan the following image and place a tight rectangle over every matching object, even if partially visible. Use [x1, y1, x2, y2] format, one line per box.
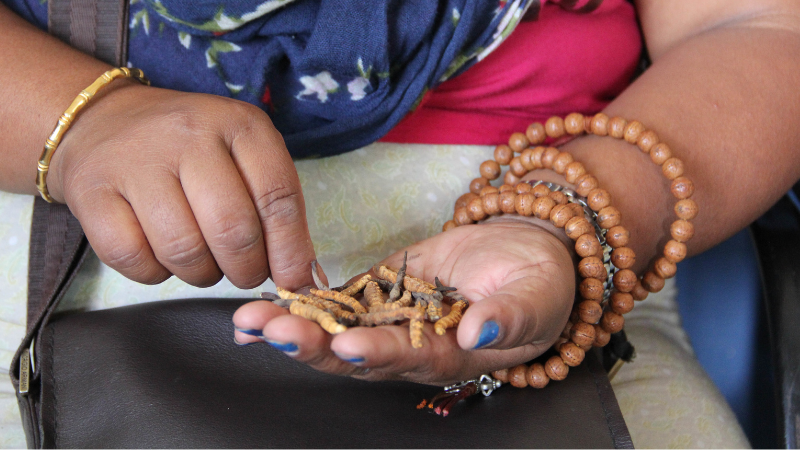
[515, 182, 532, 195]
[499, 184, 515, 193]
[612, 269, 637, 292]
[526, 363, 550, 389]
[470, 178, 490, 194]
[504, 171, 521, 186]
[642, 271, 665, 292]
[442, 220, 456, 232]
[530, 146, 546, 168]
[674, 199, 699, 220]
[552, 152, 574, 174]
[591, 113, 609, 136]
[587, 188, 611, 211]
[623, 120, 645, 144]
[564, 113, 585, 135]
[579, 278, 605, 300]
[508, 132, 529, 153]
[664, 239, 688, 263]
[575, 234, 601, 258]
[532, 183, 552, 198]
[545, 356, 569, 381]
[670, 219, 695, 242]
[549, 191, 568, 205]
[561, 320, 574, 339]
[606, 226, 630, 248]
[567, 202, 586, 217]
[575, 174, 599, 197]
[467, 197, 487, 221]
[509, 157, 527, 177]
[491, 368, 509, 383]
[578, 300, 603, 324]
[550, 204, 575, 228]
[533, 196, 557, 220]
[480, 160, 501, 180]
[499, 191, 517, 214]
[480, 185, 500, 197]
[662, 157, 684, 180]
[570, 321, 596, 348]
[545, 116, 565, 138]
[565, 216, 594, 240]
[560, 342, 586, 367]
[565, 161, 587, 184]
[654, 257, 677, 279]
[607, 116, 627, 138]
[579, 256, 606, 279]
[611, 247, 636, 269]
[593, 325, 611, 347]
[520, 148, 536, 170]
[454, 207, 473, 226]
[526, 122, 547, 145]
[494, 145, 513, 165]
[636, 130, 659, 153]
[601, 311, 625, 334]
[515, 192, 535, 216]
[508, 364, 529, 388]
[631, 280, 649, 301]
[610, 291, 634, 314]
[455, 192, 478, 210]
[541, 147, 560, 169]
[597, 206, 622, 229]
[650, 142, 672, 165]
[482, 192, 501, 215]
[671, 177, 694, 199]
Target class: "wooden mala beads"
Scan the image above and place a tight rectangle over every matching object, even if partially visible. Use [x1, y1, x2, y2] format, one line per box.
[443, 113, 698, 390]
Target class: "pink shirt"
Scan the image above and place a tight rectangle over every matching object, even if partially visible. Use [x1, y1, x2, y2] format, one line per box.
[381, 0, 641, 145]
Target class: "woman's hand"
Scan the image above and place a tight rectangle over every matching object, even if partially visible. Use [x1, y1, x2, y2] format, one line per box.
[233, 219, 575, 385]
[46, 83, 316, 290]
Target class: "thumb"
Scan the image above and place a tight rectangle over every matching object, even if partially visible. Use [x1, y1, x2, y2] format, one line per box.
[456, 274, 574, 351]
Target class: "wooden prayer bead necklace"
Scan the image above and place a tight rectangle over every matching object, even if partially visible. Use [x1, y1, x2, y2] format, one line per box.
[441, 113, 698, 390]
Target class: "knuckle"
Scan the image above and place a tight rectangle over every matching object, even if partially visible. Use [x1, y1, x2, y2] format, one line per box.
[254, 184, 303, 225]
[158, 232, 212, 269]
[100, 239, 167, 284]
[208, 214, 263, 256]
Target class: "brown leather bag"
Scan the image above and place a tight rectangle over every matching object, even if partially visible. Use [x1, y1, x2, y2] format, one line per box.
[8, 2, 633, 446]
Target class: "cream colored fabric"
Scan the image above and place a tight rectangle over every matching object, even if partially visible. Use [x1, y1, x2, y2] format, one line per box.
[0, 143, 748, 448]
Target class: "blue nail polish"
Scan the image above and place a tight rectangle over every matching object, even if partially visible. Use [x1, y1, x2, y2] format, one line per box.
[335, 353, 365, 364]
[235, 327, 264, 338]
[473, 321, 500, 349]
[266, 340, 298, 354]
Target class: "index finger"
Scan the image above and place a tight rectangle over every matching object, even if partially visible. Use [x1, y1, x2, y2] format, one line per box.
[224, 106, 316, 291]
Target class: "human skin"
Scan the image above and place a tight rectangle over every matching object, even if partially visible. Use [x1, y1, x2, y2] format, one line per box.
[2, 0, 800, 384]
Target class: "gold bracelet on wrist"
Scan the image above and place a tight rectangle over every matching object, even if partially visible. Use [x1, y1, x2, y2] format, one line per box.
[36, 67, 150, 202]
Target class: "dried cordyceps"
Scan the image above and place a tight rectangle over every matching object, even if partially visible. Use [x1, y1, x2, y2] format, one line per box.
[265, 260, 471, 348]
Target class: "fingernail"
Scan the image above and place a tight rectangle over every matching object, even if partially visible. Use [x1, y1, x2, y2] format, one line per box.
[233, 337, 255, 347]
[473, 321, 500, 349]
[266, 340, 299, 355]
[335, 352, 365, 364]
[235, 327, 264, 338]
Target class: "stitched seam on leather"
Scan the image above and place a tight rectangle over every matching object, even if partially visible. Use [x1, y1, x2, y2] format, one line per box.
[48, 326, 59, 448]
[590, 363, 623, 447]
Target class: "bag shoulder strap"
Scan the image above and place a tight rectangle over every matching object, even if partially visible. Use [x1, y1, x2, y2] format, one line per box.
[48, 0, 130, 66]
[10, 0, 128, 392]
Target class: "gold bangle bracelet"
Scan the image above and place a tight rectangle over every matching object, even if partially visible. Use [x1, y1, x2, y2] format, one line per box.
[36, 67, 150, 202]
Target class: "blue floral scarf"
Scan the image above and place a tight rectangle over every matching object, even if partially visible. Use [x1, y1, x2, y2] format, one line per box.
[4, 0, 533, 158]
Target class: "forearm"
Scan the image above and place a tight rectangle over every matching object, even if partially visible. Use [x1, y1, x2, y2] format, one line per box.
[0, 3, 112, 194]
[548, 22, 800, 273]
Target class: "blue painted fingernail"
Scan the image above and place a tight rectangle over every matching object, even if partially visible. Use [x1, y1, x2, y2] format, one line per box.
[335, 353, 365, 364]
[473, 321, 500, 349]
[266, 340, 299, 355]
[235, 327, 264, 338]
